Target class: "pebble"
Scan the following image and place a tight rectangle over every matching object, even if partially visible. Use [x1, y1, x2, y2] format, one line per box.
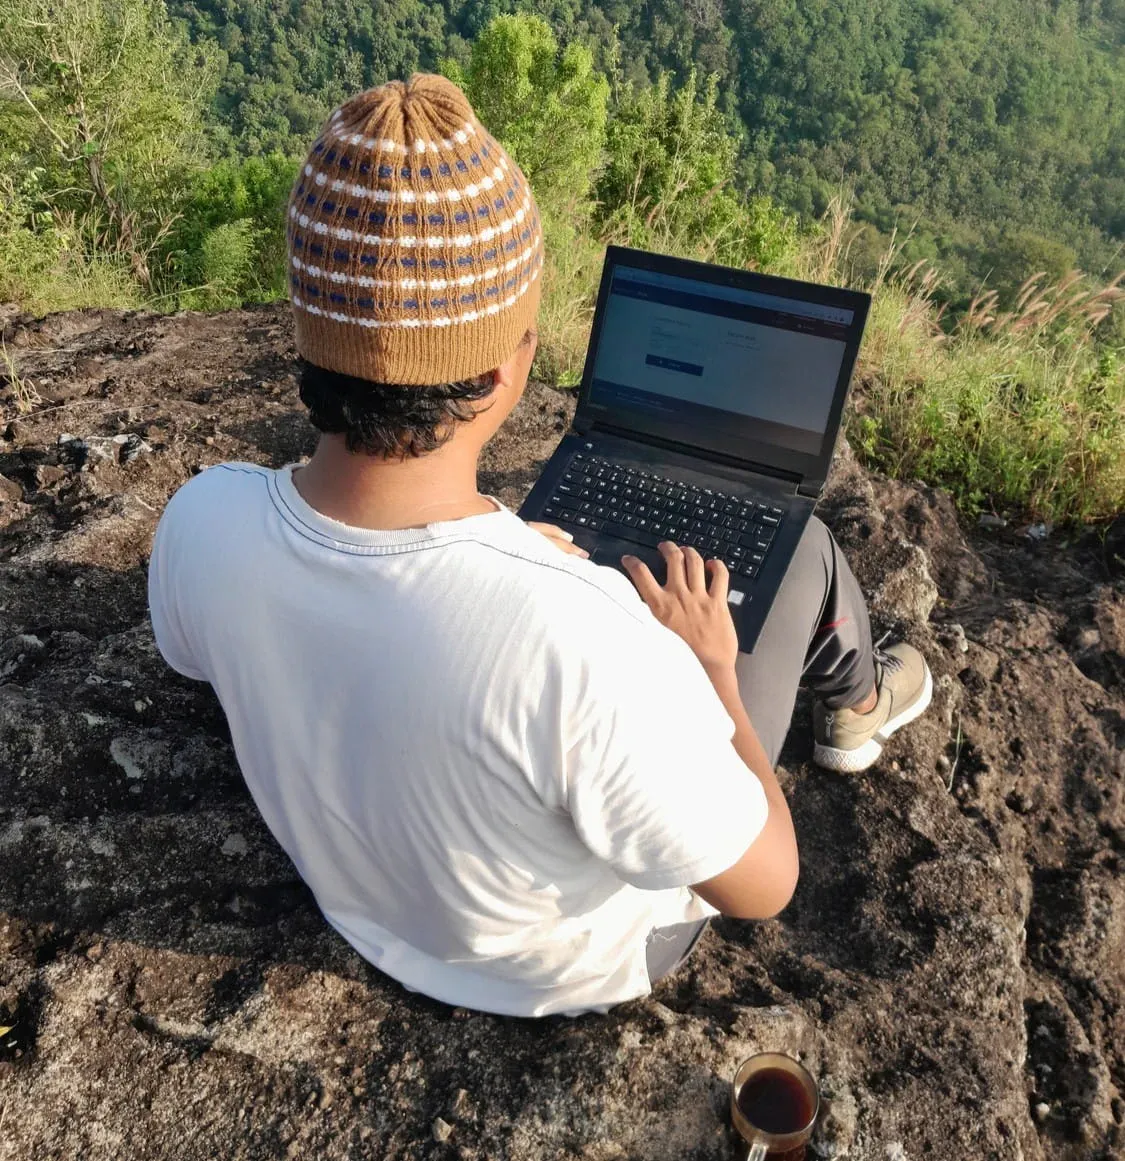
[940, 622, 970, 654]
[978, 513, 1007, 530]
[432, 1117, 453, 1143]
[109, 737, 145, 779]
[451, 1088, 473, 1119]
[0, 472, 23, 502]
[119, 433, 150, 463]
[1034, 1102, 1051, 1123]
[57, 436, 89, 468]
[35, 464, 67, 488]
[221, 833, 249, 857]
[318, 1088, 334, 1110]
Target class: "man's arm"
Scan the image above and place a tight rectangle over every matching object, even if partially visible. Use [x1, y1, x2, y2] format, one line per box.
[621, 542, 799, 920]
[689, 663, 798, 918]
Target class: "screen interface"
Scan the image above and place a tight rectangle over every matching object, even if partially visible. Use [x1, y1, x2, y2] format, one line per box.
[588, 266, 855, 455]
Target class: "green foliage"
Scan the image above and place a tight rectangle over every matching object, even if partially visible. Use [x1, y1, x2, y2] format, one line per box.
[164, 154, 298, 307]
[0, 168, 143, 313]
[729, 0, 1125, 290]
[851, 268, 1125, 525]
[1, 5, 1122, 526]
[596, 71, 799, 272]
[179, 219, 258, 310]
[443, 14, 608, 210]
[173, 0, 449, 155]
[0, 0, 216, 288]
[981, 231, 1077, 308]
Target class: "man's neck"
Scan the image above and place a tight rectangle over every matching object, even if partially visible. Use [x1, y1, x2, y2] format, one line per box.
[292, 434, 495, 530]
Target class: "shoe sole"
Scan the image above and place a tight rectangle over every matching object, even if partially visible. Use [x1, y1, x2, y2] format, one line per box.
[813, 661, 934, 774]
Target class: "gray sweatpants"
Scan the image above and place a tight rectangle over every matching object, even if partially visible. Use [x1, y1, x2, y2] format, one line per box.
[645, 514, 876, 983]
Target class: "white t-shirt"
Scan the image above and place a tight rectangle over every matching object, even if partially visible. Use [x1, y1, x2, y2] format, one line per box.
[148, 462, 768, 1016]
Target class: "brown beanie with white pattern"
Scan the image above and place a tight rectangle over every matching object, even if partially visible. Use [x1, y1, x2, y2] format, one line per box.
[287, 74, 544, 385]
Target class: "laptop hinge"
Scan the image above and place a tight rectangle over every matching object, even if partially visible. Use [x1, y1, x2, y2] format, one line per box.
[797, 479, 822, 498]
[579, 418, 804, 491]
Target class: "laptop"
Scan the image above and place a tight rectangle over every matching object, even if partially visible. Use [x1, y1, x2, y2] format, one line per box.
[518, 246, 871, 652]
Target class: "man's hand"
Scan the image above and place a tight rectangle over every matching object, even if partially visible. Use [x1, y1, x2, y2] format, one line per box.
[525, 521, 590, 559]
[621, 542, 738, 672]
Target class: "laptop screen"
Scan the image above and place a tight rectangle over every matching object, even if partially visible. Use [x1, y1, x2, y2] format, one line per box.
[587, 264, 857, 457]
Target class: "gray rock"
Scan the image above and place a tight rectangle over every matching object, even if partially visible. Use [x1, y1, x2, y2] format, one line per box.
[221, 833, 249, 857]
[0, 302, 1119, 1161]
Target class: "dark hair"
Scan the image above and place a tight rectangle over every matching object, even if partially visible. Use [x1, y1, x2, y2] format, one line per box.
[298, 328, 535, 459]
[298, 360, 498, 459]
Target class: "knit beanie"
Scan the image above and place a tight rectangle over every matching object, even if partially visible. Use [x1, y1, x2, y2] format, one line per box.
[287, 74, 544, 385]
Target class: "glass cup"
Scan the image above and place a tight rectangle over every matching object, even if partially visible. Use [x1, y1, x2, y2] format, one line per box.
[730, 1052, 820, 1160]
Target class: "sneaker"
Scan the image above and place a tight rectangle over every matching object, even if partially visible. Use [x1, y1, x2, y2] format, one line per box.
[812, 641, 933, 773]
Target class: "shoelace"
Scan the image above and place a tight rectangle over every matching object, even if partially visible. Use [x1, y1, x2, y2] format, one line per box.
[872, 631, 903, 689]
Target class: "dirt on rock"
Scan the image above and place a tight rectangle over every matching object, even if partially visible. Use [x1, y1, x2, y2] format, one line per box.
[1, 303, 1122, 1161]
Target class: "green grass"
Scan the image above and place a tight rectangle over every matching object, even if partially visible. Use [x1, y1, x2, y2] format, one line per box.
[0, 223, 143, 315]
[2, 189, 1121, 527]
[532, 197, 1125, 528]
[853, 268, 1125, 524]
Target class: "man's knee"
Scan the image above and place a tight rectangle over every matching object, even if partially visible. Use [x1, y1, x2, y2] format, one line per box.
[796, 513, 835, 573]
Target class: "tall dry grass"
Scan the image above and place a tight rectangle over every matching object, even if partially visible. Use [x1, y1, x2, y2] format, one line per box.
[0, 340, 41, 419]
[853, 236, 1125, 524]
[532, 190, 1125, 525]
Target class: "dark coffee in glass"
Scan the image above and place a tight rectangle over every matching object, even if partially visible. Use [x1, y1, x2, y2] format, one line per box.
[730, 1052, 819, 1161]
[735, 1067, 817, 1135]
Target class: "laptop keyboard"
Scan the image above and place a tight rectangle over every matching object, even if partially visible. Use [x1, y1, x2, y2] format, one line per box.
[541, 453, 784, 581]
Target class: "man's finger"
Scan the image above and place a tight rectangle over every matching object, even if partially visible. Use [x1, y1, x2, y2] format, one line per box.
[621, 555, 663, 606]
[658, 540, 686, 590]
[682, 546, 706, 592]
[706, 557, 730, 603]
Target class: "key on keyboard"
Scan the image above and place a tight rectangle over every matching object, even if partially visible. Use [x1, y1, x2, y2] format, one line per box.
[543, 454, 785, 581]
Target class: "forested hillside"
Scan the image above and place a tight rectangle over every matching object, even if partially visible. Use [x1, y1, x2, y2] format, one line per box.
[2, 2, 1123, 525]
[171, 0, 1125, 293]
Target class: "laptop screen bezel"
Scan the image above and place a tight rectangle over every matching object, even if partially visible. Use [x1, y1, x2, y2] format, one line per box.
[573, 246, 871, 487]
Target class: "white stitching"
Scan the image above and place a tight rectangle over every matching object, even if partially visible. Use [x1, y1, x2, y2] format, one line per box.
[290, 237, 540, 291]
[291, 263, 540, 328]
[302, 157, 508, 205]
[323, 120, 477, 156]
[290, 195, 534, 248]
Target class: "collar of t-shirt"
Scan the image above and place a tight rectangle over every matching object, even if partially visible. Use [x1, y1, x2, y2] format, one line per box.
[271, 462, 530, 553]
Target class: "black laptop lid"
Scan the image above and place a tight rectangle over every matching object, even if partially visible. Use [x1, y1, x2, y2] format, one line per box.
[574, 246, 871, 490]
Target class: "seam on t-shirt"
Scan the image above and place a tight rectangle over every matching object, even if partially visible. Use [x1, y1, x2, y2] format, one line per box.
[241, 465, 652, 628]
[216, 464, 270, 480]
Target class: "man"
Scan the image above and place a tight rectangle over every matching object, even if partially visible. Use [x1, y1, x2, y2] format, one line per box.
[148, 75, 931, 1017]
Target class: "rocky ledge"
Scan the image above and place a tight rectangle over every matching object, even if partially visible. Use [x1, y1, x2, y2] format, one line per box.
[0, 304, 1122, 1161]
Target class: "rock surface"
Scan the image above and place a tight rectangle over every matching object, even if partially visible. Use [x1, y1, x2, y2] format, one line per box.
[0, 303, 1122, 1161]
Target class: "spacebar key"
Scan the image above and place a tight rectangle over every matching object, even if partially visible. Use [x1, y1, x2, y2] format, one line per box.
[604, 522, 661, 548]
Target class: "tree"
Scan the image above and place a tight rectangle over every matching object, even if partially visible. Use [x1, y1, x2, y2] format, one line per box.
[596, 71, 798, 270]
[443, 14, 609, 211]
[0, 0, 215, 287]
